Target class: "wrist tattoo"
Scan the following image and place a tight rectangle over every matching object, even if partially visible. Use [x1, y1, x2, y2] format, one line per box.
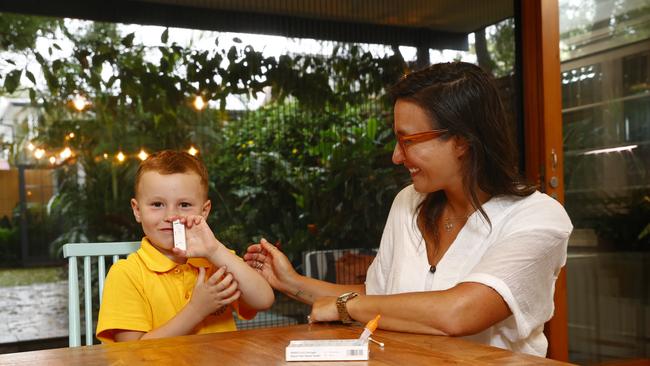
[294, 289, 313, 301]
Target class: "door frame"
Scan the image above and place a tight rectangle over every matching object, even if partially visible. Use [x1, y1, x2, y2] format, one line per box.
[520, 0, 568, 361]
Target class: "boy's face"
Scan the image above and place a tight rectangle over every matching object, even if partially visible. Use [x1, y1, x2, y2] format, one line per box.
[131, 171, 210, 257]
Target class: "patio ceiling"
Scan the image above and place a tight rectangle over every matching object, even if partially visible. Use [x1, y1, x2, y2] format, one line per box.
[1, 0, 514, 50]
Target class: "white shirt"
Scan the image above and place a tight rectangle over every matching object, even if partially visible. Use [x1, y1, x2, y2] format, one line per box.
[365, 185, 573, 357]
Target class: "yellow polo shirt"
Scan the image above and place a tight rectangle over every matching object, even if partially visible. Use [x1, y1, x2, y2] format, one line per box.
[96, 237, 254, 343]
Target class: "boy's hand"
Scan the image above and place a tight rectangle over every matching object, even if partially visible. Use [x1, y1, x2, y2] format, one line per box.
[168, 215, 223, 259]
[189, 266, 241, 319]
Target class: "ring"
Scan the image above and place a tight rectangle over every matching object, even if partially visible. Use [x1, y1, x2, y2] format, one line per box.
[256, 262, 263, 269]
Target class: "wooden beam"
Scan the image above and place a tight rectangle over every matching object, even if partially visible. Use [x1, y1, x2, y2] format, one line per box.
[0, 0, 467, 50]
[520, 0, 568, 361]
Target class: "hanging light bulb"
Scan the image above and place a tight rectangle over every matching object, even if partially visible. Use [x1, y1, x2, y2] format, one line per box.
[34, 149, 45, 159]
[192, 95, 206, 111]
[68, 132, 75, 139]
[49, 156, 56, 165]
[103, 153, 108, 159]
[27, 142, 35, 151]
[138, 149, 148, 161]
[60, 147, 72, 160]
[188, 146, 198, 156]
[116, 151, 125, 163]
[72, 94, 89, 112]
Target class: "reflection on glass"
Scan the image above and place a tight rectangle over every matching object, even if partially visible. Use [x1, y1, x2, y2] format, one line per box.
[560, 0, 650, 363]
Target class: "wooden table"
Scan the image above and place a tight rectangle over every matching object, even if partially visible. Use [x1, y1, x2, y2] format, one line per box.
[0, 324, 571, 365]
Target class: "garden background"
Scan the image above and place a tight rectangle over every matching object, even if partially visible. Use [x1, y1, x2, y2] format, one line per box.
[0, 9, 514, 351]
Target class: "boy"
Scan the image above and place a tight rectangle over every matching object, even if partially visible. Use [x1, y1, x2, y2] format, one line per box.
[96, 150, 274, 342]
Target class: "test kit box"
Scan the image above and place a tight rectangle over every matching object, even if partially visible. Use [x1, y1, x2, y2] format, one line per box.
[285, 339, 369, 361]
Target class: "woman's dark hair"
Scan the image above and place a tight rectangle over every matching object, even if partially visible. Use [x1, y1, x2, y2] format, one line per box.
[389, 61, 535, 245]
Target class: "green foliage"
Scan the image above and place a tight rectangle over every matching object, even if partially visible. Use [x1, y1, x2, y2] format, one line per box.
[0, 16, 408, 261]
[0, 13, 61, 95]
[207, 103, 408, 259]
[0, 226, 19, 266]
[489, 19, 516, 78]
[0, 267, 63, 286]
[0, 14, 60, 52]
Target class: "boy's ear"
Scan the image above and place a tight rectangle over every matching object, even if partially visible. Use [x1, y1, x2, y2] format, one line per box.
[201, 199, 211, 218]
[131, 198, 142, 223]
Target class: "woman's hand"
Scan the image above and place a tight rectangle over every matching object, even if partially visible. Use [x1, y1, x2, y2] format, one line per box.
[309, 296, 339, 323]
[243, 238, 299, 293]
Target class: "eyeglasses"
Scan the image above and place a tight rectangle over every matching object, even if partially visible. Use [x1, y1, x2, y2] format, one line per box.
[395, 129, 448, 151]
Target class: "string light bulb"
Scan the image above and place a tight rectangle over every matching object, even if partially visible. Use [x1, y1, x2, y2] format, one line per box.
[27, 143, 35, 151]
[138, 149, 148, 161]
[188, 146, 198, 156]
[192, 95, 206, 111]
[34, 149, 45, 159]
[60, 147, 72, 160]
[116, 152, 125, 163]
[72, 94, 89, 112]
[49, 156, 56, 165]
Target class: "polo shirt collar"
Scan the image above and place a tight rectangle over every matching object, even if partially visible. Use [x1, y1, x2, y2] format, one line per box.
[137, 237, 212, 273]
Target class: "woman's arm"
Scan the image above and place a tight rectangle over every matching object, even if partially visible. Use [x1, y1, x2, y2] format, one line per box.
[284, 273, 365, 305]
[311, 282, 511, 336]
[244, 239, 364, 304]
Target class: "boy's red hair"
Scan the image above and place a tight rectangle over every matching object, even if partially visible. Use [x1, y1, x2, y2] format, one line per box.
[134, 150, 209, 198]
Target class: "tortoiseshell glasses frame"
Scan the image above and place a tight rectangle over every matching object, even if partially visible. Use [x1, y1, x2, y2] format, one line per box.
[395, 129, 449, 151]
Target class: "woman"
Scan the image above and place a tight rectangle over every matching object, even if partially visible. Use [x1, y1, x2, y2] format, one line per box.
[244, 62, 572, 357]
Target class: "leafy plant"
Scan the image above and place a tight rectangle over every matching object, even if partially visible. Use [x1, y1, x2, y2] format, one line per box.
[0, 16, 408, 262]
[207, 102, 408, 259]
[0, 226, 19, 266]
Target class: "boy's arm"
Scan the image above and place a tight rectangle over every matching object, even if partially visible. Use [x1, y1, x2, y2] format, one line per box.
[205, 243, 275, 310]
[114, 303, 206, 341]
[174, 215, 275, 310]
[115, 266, 241, 342]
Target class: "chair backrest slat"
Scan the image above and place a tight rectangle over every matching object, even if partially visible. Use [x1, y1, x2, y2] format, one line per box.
[62, 241, 140, 347]
[67, 256, 81, 347]
[83, 256, 92, 346]
[98, 256, 106, 304]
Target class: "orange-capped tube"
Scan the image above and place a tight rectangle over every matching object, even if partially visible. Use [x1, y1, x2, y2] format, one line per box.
[358, 314, 381, 343]
[366, 314, 381, 333]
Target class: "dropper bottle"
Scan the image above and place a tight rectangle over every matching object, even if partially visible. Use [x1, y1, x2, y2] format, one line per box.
[358, 314, 381, 344]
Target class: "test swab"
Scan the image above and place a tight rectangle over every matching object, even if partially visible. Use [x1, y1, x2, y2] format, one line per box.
[172, 220, 186, 250]
[369, 337, 385, 347]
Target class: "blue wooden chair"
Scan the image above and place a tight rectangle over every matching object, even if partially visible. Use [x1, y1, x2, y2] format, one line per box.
[62, 241, 140, 347]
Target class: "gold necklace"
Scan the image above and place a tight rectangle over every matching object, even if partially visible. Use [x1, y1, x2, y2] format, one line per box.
[443, 214, 471, 232]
